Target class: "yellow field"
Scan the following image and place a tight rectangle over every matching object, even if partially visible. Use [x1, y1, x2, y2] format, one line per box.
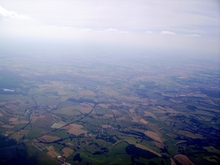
[51, 121, 66, 129]
[64, 124, 87, 136]
[130, 115, 148, 124]
[47, 145, 60, 158]
[10, 120, 29, 125]
[101, 88, 119, 96]
[112, 140, 123, 146]
[102, 124, 109, 128]
[57, 89, 67, 95]
[135, 144, 162, 157]
[170, 99, 183, 103]
[129, 109, 135, 114]
[140, 118, 148, 125]
[98, 103, 109, 109]
[157, 106, 180, 114]
[5, 104, 19, 111]
[166, 133, 177, 138]
[150, 99, 157, 104]
[131, 116, 139, 123]
[112, 110, 121, 117]
[123, 137, 137, 145]
[170, 158, 176, 165]
[33, 142, 46, 151]
[121, 95, 146, 103]
[10, 130, 29, 141]
[116, 116, 127, 121]
[65, 142, 74, 146]
[54, 106, 78, 115]
[9, 117, 19, 122]
[79, 103, 93, 114]
[0, 101, 7, 106]
[37, 81, 63, 90]
[79, 90, 96, 96]
[38, 135, 61, 142]
[6, 130, 15, 135]
[30, 115, 38, 123]
[173, 154, 196, 165]
[144, 131, 162, 143]
[104, 114, 113, 118]
[178, 130, 204, 139]
[152, 141, 164, 149]
[203, 146, 220, 154]
[62, 147, 74, 158]
[144, 111, 158, 120]
[2, 125, 14, 129]
[175, 140, 187, 146]
[39, 115, 46, 118]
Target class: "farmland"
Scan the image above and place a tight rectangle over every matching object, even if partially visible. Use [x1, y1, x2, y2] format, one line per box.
[0, 54, 219, 165]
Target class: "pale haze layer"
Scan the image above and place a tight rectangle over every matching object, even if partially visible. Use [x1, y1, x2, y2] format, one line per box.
[0, 0, 219, 58]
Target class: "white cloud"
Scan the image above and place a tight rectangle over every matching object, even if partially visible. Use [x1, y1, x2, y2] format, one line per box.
[185, 34, 201, 37]
[106, 28, 129, 34]
[0, 1, 219, 56]
[41, 25, 59, 29]
[145, 31, 153, 34]
[40, 25, 92, 32]
[61, 26, 74, 30]
[119, 30, 129, 34]
[0, 6, 31, 21]
[80, 28, 92, 32]
[106, 28, 119, 32]
[161, 31, 175, 35]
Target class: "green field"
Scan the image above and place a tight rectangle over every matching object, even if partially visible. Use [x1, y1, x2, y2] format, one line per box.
[0, 54, 219, 165]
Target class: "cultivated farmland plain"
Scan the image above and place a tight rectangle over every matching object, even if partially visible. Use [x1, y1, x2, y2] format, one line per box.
[0, 54, 219, 165]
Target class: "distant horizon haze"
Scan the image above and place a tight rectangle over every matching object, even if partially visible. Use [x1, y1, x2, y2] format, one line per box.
[0, 0, 219, 59]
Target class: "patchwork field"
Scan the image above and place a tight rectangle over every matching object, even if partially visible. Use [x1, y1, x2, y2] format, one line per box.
[0, 54, 219, 165]
[63, 124, 87, 136]
[38, 135, 61, 142]
[173, 154, 196, 165]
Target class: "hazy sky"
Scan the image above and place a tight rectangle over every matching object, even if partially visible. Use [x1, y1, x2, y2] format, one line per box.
[0, 0, 219, 57]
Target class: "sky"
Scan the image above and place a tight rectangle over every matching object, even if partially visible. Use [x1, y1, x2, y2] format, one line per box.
[0, 0, 219, 58]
